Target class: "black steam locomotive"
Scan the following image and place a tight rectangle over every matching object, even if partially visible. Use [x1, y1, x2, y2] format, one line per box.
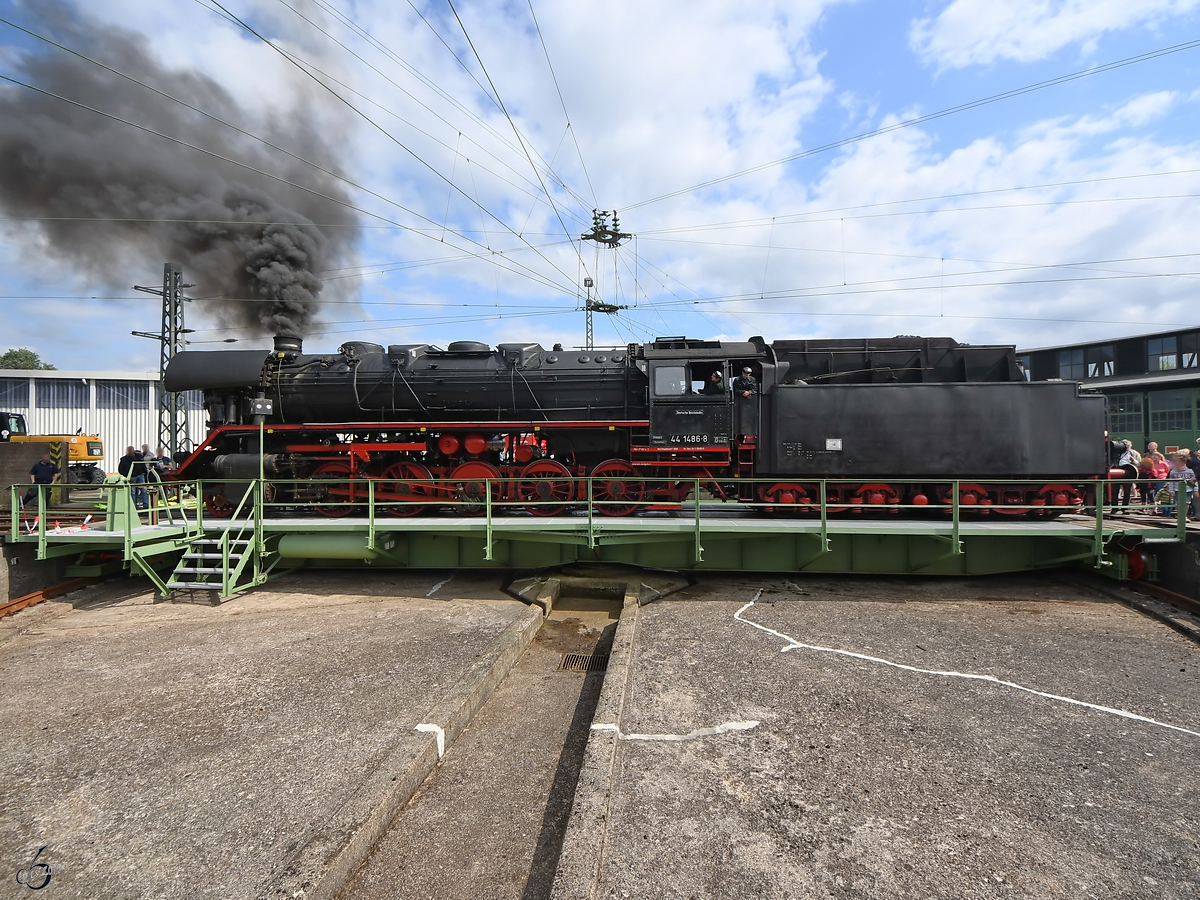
[163, 334, 1108, 517]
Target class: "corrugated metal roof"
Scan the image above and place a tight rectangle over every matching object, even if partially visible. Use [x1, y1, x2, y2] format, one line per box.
[0, 370, 160, 380]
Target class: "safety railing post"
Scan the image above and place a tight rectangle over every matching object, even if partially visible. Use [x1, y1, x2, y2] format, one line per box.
[694, 477, 703, 563]
[10, 484, 19, 537]
[195, 479, 204, 537]
[368, 478, 376, 554]
[221, 527, 231, 597]
[819, 480, 829, 552]
[37, 483, 47, 559]
[587, 478, 595, 549]
[1093, 481, 1105, 564]
[1177, 478, 1188, 542]
[484, 484, 493, 561]
[123, 482, 132, 562]
[951, 480, 961, 554]
[254, 479, 263, 555]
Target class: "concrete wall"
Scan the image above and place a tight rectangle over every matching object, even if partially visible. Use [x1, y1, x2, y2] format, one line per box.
[0, 441, 51, 511]
[1148, 536, 1200, 601]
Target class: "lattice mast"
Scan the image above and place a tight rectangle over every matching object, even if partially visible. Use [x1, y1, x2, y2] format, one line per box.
[580, 210, 630, 351]
[133, 263, 191, 457]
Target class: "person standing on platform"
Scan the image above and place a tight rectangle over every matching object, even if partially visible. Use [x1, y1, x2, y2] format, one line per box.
[733, 366, 757, 399]
[1164, 453, 1196, 519]
[21, 452, 59, 509]
[1113, 440, 1140, 513]
[732, 366, 759, 439]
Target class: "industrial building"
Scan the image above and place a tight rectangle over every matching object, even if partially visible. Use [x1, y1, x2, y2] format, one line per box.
[1019, 327, 1200, 451]
[0, 369, 205, 474]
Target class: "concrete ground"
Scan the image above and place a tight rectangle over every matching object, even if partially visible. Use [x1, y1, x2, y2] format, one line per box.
[0, 569, 533, 900]
[340, 593, 619, 900]
[553, 575, 1200, 900]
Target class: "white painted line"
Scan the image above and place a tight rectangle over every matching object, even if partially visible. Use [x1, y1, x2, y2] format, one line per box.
[425, 572, 455, 598]
[414, 723, 445, 758]
[734, 600, 1200, 740]
[591, 720, 759, 742]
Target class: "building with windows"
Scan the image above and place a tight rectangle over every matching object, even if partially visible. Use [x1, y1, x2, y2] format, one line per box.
[1018, 329, 1200, 452]
[0, 370, 205, 474]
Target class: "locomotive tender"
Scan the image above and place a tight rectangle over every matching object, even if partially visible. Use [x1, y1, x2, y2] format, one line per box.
[163, 333, 1108, 517]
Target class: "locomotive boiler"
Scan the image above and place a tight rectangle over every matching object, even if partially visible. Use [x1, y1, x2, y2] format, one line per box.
[163, 333, 1108, 517]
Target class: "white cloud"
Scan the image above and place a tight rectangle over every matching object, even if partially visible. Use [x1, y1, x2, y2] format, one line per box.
[911, 0, 1200, 69]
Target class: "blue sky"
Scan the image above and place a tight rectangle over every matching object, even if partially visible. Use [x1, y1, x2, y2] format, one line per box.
[1, 0, 1199, 370]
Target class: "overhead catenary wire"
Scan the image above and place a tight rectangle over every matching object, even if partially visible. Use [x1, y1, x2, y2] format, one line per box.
[444, 0, 592, 281]
[623, 37, 1200, 211]
[204, 0, 585, 293]
[394, 0, 595, 213]
[0, 70, 577, 299]
[525, 0, 597, 207]
[637, 167, 1200, 236]
[0, 14, 572, 232]
[265, 0, 591, 223]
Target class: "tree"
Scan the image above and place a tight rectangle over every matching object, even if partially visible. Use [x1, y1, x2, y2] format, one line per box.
[0, 348, 56, 370]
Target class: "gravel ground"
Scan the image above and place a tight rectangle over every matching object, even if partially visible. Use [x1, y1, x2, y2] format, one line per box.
[557, 574, 1200, 900]
[0, 570, 526, 900]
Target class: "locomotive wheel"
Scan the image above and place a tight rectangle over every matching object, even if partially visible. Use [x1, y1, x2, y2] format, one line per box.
[938, 483, 990, 514]
[378, 462, 433, 517]
[310, 462, 355, 517]
[852, 483, 901, 512]
[204, 484, 233, 519]
[449, 461, 501, 516]
[758, 482, 812, 515]
[589, 460, 644, 517]
[991, 487, 1030, 516]
[1035, 483, 1080, 520]
[517, 460, 574, 517]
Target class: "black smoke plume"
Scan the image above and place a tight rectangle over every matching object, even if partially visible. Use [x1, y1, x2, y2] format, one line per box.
[0, 5, 357, 335]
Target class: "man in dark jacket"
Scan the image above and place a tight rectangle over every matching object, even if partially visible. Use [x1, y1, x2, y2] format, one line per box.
[117, 446, 148, 509]
[732, 367, 757, 398]
[22, 452, 59, 509]
[732, 366, 759, 437]
[701, 370, 725, 395]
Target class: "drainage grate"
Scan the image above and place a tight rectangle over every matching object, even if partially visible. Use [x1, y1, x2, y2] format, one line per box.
[558, 652, 610, 672]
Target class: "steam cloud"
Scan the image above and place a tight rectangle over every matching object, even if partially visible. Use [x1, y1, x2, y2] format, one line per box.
[0, 5, 357, 335]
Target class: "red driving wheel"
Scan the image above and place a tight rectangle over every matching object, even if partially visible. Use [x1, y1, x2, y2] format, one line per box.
[758, 482, 811, 515]
[517, 459, 574, 516]
[449, 461, 501, 515]
[310, 461, 354, 518]
[204, 484, 233, 519]
[378, 461, 433, 517]
[589, 459, 645, 517]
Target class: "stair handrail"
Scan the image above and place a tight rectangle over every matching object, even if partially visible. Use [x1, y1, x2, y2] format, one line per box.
[215, 479, 259, 596]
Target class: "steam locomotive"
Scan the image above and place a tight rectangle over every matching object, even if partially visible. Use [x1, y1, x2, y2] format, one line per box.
[163, 333, 1108, 518]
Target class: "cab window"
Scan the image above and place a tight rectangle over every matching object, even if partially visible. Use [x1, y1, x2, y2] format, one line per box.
[6, 414, 25, 435]
[653, 366, 688, 396]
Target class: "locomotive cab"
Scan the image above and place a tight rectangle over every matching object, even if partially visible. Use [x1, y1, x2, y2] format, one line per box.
[645, 338, 766, 450]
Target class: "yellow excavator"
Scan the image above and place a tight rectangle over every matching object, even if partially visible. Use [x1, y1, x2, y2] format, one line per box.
[1, 411, 106, 484]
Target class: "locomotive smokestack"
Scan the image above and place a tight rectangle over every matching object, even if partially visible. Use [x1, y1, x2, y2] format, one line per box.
[274, 334, 303, 354]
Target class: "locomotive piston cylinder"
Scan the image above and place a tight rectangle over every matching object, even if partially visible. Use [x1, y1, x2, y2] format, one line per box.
[213, 453, 285, 478]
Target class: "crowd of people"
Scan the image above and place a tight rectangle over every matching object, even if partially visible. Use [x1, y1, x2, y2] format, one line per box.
[116, 444, 175, 510]
[20, 443, 175, 510]
[1112, 438, 1200, 518]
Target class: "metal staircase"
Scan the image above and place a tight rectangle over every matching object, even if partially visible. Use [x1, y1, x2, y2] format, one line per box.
[164, 482, 272, 599]
[166, 537, 254, 592]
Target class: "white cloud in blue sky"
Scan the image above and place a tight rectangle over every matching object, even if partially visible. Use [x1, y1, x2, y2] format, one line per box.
[0, 0, 1198, 370]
